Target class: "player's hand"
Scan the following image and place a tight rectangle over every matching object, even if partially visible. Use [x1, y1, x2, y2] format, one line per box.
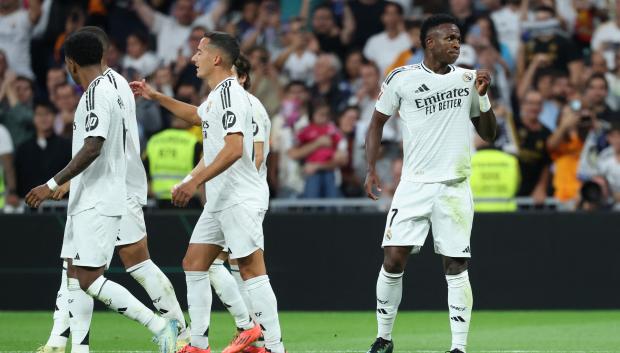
[364, 169, 382, 201]
[129, 79, 157, 100]
[25, 184, 53, 208]
[171, 180, 197, 207]
[51, 182, 70, 200]
[475, 69, 491, 96]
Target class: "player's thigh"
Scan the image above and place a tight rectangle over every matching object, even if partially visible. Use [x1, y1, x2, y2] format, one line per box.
[183, 244, 223, 271]
[430, 178, 474, 258]
[62, 209, 120, 270]
[382, 181, 436, 254]
[184, 208, 225, 270]
[116, 197, 147, 248]
[217, 203, 265, 261]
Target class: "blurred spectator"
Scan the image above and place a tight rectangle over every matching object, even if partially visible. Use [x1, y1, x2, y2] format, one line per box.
[449, 0, 478, 36]
[175, 25, 207, 90]
[239, 0, 283, 55]
[519, 5, 584, 87]
[226, 0, 259, 40]
[0, 123, 17, 209]
[584, 73, 618, 124]
[467, 15, 514, 71]
[519, 65, 560, 131]
[274, 17, 316, 84]
[45, 66, 66, 103]
[123, 31, 160, 78]
[175, 82, 203, 141]
[144, 115, 202, 207]
[337, 105, 363, 197]
[515, 91, 551, 204]
[363, 2, 410, 76]
[346, 0, 386, 49]
[133, 0, 228, 65]
[247, 46, 281, 116]
[0, 74, 34, 146]
[14, 101, 70, 199]
[385, 19, 423, 74]
[607, 49, 620, 111]
[486, 0, 521, 60]
[52, 6, 85, 66]
[310, 53, 349, 114]
[547, 105, 591, 204]
[288, 100, 347, 198]
[476, 44, 511, 108]
[590, 50, 609, 75]
[594, 122, 620, 209]
[105, 40, 124, 74]
[270, 80, 310, 197]
[52, 82, 78, 139]
[577, 179, 607, 210]
[343, 49, 364, 93]
[590, 0, 620, 70]
[0, 0, 41, 79]
[310, 4, 353, 60]
[473, 103, 518, 154]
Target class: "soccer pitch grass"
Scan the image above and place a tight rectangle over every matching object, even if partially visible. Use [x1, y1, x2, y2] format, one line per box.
[1, 311, 619, 353]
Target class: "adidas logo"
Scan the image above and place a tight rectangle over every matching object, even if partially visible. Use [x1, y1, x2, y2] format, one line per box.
[451, 316, 466, 322]
[75, 253, 80, 260]
[462, 246, 471, 254]
[414, 84, 430, 93]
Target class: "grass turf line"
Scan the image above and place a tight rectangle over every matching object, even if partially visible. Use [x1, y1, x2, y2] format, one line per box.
[0, 311, 618, 351]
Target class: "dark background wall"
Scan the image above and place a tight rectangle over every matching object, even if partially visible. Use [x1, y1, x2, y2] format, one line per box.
[0, 212, 617, 311]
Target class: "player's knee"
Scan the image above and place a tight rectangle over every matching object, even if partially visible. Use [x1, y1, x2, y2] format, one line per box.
[182, 255, 206, 271]
[382, 258, 406, 274]
[444, 258, 468, 275]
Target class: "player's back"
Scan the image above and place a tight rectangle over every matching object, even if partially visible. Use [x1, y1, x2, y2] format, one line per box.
[198, 77, 267, 212]
[376, 63, 480, 183]
[104, 68, 148, 205]
[69, 76, 127, 216]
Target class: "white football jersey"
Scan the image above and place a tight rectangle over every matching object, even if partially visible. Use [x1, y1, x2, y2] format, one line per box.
[68, 76, 127, 216]
[376, 63, 481, 183]
[197, 77, 268, 212]
[103, 68, 148, 205]
[248, 93, 271, 210]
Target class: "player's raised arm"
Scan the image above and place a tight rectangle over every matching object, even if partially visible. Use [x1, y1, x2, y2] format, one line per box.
[130, 79, 201, 126]
[471, 69, 497, 143]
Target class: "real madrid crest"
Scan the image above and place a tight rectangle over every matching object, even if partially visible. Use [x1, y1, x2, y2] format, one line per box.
[462, 72, 473, 82]
[206, 100, 212, 113]
[385, 228, 392, 240]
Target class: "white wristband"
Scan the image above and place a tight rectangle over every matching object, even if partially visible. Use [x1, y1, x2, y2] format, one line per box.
[46, 177, 59, 191]
[479, 94, 491, 113]
[182, 174, 193, 183]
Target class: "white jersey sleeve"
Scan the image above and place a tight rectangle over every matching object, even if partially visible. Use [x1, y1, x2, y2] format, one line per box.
[375, 68, 403, 116]
[220, 81, 250, 139]
[82, 82, 114, 140]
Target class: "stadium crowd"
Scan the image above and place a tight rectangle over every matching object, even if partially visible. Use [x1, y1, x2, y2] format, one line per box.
[0, 0, 619, 211]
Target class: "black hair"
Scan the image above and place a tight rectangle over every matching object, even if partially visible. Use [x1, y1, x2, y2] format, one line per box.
[610, 121, 620, 133]
[284, 80, 307, 92]
[15, 76, 33, 89]
[308, 98, 333, 122]
[64, 31, 103, 66]
[34, 99, 57, 114]
[420, 14, 459, 49]
[534, 5, 556, 17]
[78, 26, 109, 50]
[405, 19, 423, 31]
[128, 30, 150, 46]
[204, 31, 240, 66]
[579, 181, 604, 207]
[533, 67, 555, 89]
[384, 1, 404, 16]
[475, 15, 501, 52]
[586, 73, 609, 91]
[313, 3, 334, 17]
[234, 54, 252, 90]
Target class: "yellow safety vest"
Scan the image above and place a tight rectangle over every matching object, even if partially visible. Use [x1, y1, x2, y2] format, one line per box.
[146, 129, 197, 200]
[470, 149, 520, 212]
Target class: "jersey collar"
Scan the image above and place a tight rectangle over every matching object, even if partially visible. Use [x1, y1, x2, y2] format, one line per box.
[420, 62, 455, 75]
[85, 75, 105, 91]
[213, 76, 236, 91]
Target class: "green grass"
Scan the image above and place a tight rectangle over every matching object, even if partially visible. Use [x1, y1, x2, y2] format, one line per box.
[1, 311, 619, 352]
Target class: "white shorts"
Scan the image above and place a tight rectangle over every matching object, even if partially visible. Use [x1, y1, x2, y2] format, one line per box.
[190, 203, 265, 259]
[116, 197, 147, 246]
[382, 178, 474, 258]
[60, 208, 121, 268]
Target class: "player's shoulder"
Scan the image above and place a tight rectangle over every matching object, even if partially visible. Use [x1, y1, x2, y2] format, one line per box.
[213, 77, 247, 109]
[103, 68, 131, 91]
[384, 64, 424, 85]
[451, 64, 476, 76]
[83, 76, 117, 110]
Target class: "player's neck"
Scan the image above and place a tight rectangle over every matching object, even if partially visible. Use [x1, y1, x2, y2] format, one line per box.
[422, 58, 451, 75]
[207, 68, 234, 91]
[78, 66, 104, 89]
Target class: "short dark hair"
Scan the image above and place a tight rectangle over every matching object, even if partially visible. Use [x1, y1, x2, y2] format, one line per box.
[204, 31, 240, 66]
[534, 5, 556, 17]
[34, 100, 57, 114]
[285, 80, 307, 92]
[533, 67, 556, 89]
[586, 73, 609, 91]
[128, 30, 149, 46]
[385, 1, 404, 16]
[78, 26, 109, 50]
[405, 19, 423, 31]
[234, 54, 252, 90]
[420, 14, 458, 49]
[609, 121, 620, 133]
[64, 31, 103, 66]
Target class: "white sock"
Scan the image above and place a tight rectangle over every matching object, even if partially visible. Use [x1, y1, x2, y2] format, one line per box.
[229, 264, 252, 310]
[186, 271, 212, 349]
[446, 270, 473, 353]
[86, 276, 166, 335]
[67, 278, 93, 352]
[245, 275, 284, 353]
[46, 264, 70, 347]
[209, 260, 253, 330]
[127, 259, 186, 330]
[376, 266, 403, 341]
